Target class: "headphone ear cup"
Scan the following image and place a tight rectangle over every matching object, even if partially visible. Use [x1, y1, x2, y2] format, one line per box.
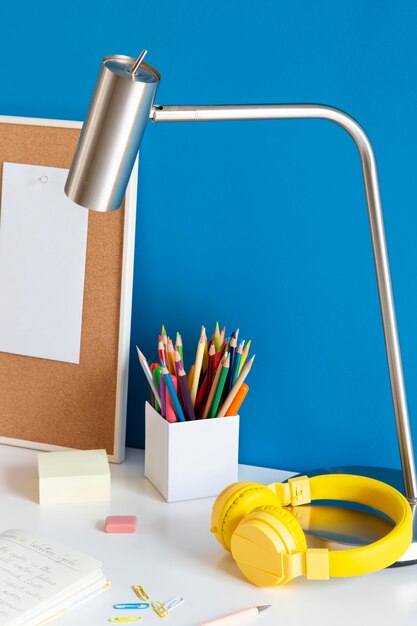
[230, 504, 307, 587]
[211, 482, 279, 552]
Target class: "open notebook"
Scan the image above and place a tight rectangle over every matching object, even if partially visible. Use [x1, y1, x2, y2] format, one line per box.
[0, 530, 109, 626]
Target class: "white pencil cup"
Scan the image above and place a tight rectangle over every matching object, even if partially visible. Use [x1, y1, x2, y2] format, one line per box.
[144, 402, 240, 502]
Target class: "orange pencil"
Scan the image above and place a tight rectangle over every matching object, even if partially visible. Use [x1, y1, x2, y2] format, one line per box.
[225, 384, 249, 416]
[188, 364, 195, 391]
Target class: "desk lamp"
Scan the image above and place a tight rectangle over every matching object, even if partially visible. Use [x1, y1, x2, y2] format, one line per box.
[65, 51, 417, 563]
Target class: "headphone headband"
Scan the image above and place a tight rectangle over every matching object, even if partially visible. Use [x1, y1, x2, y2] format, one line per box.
[271, 474, 412, 578]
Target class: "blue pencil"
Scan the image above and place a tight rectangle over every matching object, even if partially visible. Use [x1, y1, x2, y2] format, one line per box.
[160, 364, 186, 422]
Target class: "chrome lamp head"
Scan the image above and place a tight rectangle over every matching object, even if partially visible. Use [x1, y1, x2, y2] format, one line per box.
[65, 51, 160, 213]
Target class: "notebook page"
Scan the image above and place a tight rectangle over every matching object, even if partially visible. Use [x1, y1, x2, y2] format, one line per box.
[0, 530, 102, 626]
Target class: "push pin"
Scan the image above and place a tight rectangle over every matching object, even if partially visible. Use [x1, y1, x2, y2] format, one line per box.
[39, 175, 49, 183]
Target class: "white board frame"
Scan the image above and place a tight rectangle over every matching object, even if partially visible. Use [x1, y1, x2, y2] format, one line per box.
[0, 115, 137, 463]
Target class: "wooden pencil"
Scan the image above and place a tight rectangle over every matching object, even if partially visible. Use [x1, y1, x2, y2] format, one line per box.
[205, 341, 217, 403]
[213, 322, 221, 352]
[158, 336, 166, 366]
[161, 366, 186, 422]
[232, 340, 245, 386]
[165, 373, 178, 423]
[238, 339, 251, 374]
[202, 333, 209, 372]
[136, 347, 161, 406]
[202, 352, 228, 419]
[174, 347, 184, 371]
[226, 329, 239, 393]
[209, 355, 230, 418]
[225, 383, 249, 416]
[190, 326, 206, 406]
[188, 364, 195, 391]
[217, 355, 255, 417]
[177, 366, 196, 420]
[175, 332, 184, 367]
[167, 337, 176, 374]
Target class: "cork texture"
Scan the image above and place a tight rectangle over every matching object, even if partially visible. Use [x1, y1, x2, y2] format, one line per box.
[0, 122, 126, 453]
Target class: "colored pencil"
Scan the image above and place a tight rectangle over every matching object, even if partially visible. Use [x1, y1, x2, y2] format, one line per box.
[167, 337, 176, 375]
[190, 326, 206, 406]
[158, 337, 166, 365]
[219, 326, 226, 345]
[175, 332, 184, 367]
[165, 374, 178, 424]
[213, 322, 221, 352]
[202, 353, 228, 419]
[161, 324, 167, 337]
[188, 364, 195, 391]
[225, 383, 249, 416]
[202, 333, 209, 372]
[205, 341, 217, 403]
[177, 366, 196, 420]
[209, 355, 230, 418]
[136, 347, 161, 406]
[194, 373, 208, 416]
[165, 374, 178, 423]
[174, 347, 184, 371]
[217, 355, 255, 417]
[162, 332, 168, 357]
[226, 330, 239, 393]
[161, 366, 186, 422]
[232, 340, 245, 386]
[150, 363, 162, 411]
[159, 374, 167, 417]
[239, 339, 251, 374]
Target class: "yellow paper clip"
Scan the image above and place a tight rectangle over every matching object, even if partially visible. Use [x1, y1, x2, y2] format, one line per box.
[152, 601, 169, 619]
[132, 585, 150, 601]
[108, 618, 143, 623]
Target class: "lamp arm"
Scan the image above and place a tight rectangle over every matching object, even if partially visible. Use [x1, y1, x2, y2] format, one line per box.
[151, 103, 417, 503]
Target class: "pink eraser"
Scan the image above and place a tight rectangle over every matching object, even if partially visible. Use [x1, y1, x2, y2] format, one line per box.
[105, 515, 137, 533]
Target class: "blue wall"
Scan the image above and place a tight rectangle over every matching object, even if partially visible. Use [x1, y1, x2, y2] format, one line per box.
[2, 1, 417, 472]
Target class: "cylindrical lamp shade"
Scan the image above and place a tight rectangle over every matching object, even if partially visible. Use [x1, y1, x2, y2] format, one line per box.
[65, 55, 160, 212]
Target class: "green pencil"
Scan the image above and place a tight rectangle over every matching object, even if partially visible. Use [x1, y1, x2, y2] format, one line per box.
[175, 332, 184, 367]
[209, 354, 230, 418]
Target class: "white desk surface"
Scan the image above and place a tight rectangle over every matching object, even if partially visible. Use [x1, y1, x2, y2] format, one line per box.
[1, 444, 417, 626]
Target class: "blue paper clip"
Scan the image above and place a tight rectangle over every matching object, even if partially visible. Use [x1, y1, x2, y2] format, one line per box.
[113, 603, 150, 610]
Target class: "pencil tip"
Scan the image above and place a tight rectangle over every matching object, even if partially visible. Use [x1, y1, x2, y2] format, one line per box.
[257, 605, 271, 613]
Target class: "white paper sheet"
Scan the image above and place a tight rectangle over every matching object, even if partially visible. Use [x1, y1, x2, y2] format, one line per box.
[0, 529, 103, 626]
[0, 162, 88, 364]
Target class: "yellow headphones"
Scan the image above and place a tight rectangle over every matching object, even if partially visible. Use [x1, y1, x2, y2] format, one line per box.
[211, 474, 412, 586]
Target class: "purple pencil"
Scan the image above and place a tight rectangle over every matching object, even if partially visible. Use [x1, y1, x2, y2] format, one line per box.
[177, 366, 196, 421]
[160, 374, 167, 417]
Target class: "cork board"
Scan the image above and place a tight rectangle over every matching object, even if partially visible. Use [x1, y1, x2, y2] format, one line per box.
[0, 116, 137, 462]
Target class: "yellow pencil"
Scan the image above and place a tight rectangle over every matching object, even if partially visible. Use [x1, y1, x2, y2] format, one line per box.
[217, 355, 255, 417]
[238, 339, 251, 374]
[213, 322, 221, 352]
[190, 326, 206, 406]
